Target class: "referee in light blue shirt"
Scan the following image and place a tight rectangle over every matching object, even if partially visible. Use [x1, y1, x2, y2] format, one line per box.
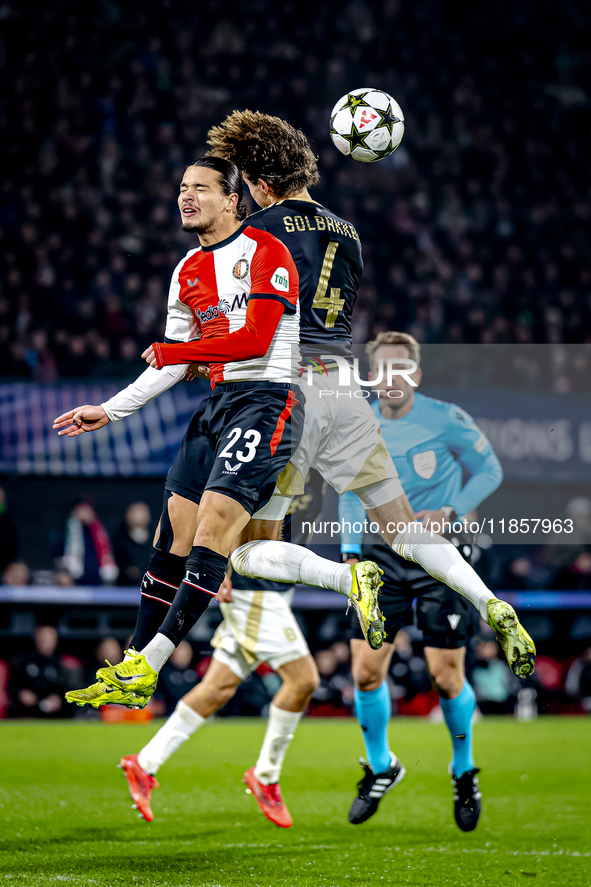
[339, 331, 502, 832]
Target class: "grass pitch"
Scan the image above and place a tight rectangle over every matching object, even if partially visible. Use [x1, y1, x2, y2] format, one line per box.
[0, 717, 589, 887]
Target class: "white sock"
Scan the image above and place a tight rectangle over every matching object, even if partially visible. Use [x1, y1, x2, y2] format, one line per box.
[140, 633, 176, 672]
[123, 650, 136, 662]
[254, 704, 303, 785]
[393, 528, 495, 621]
[231, 540, 352, 596]
[137, 700, 205, 775]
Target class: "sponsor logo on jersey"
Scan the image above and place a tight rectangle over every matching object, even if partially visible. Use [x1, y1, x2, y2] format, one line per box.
[195, 295, 247, 324]
[196, 305, 221, 323]
[196, 301, 230, 323]
[412, 449, 437, 479]
[271, 267, 290, 292]
[232, 258, 250, 280]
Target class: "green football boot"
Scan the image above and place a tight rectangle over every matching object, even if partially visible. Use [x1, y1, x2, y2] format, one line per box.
[348, 561, 386, 650]
[65, 681, 148, 709]
[487, 599, 536, 679]
[96, 651, 158, 699]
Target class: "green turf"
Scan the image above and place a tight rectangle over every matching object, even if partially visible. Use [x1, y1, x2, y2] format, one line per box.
[0, 717, 589, 887]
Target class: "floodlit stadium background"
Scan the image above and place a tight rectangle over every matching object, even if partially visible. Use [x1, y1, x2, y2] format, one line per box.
[1, 0, 590, 730]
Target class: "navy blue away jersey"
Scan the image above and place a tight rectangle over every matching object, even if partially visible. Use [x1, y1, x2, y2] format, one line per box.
[245, 199, 362, 360]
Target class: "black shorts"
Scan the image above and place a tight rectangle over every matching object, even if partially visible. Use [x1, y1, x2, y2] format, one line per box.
[166, 381, 304, 515]
[350, 542, 478, 649]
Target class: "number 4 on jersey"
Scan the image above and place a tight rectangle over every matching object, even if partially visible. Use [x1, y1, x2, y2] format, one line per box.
[312, 242, 346, 328]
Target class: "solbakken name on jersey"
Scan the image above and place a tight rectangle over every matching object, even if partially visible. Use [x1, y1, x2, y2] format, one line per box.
[246, 199, 363, 360]
[282, 213, 360, 242]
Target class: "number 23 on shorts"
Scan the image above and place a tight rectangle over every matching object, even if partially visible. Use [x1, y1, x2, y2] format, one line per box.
[218, 426, 262, 463]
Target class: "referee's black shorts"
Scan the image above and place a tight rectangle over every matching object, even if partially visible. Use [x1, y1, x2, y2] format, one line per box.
[350, 541, 479, 649]
[166, 380, 304, 515]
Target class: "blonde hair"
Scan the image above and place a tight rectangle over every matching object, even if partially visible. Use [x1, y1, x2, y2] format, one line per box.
[366, 331, 421, 369]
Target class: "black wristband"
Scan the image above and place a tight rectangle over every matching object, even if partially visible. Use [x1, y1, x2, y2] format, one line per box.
[341, 552, 360, 562]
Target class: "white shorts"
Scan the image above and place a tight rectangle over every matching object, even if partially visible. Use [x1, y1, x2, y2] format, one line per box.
[211, 588, 310, 681]
[254, 367, 403, 519]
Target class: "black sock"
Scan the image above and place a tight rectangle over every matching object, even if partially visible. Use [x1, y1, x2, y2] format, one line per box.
[129, 549, 188, 651]
[158, 546, 228, 646]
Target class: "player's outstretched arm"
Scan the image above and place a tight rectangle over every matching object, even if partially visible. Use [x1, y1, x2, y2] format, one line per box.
[144, 299, 285, 368]
[53, 405, 110, 437]
[52, 362, 191, 434]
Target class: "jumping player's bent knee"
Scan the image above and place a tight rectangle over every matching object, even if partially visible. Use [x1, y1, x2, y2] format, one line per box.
[230, 540, 260, 576]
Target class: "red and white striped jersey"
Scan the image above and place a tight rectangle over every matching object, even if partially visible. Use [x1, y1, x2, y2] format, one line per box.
[164, 226, 300, 384]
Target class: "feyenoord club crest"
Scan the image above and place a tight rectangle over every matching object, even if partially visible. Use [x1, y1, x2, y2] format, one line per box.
[232, 257, 249, 280]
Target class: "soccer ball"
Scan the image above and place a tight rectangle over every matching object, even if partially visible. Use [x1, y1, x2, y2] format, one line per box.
[330, 88, 405, 162]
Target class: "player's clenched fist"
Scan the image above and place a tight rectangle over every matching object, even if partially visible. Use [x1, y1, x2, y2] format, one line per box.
[52, 404, 110, 437]
[142, 345, 159, 368]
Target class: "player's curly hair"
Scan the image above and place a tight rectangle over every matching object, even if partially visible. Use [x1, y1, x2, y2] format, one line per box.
[207, 110, 320, 197]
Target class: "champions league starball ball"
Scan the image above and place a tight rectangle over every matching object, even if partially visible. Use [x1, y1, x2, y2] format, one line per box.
[330, 88, 405, 162]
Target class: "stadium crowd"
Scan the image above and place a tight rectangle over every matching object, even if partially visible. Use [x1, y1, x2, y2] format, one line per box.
[1, 486, 590, 720]
[3, 487, 591, 592]
[1, 0, 590, 383]
[3, 624, 591, 721]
